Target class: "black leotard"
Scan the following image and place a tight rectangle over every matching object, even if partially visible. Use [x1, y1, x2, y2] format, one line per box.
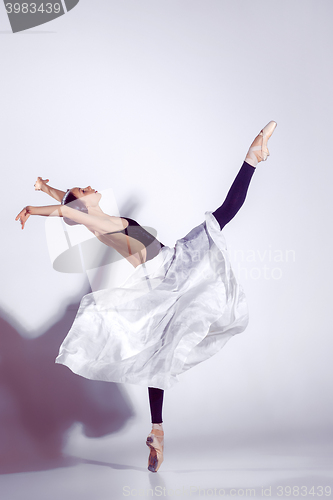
[108, 217, 165, 263]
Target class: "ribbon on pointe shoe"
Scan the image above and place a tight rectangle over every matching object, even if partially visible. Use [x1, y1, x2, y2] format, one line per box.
[146, 428, 164, 472]
[245, 121, 277, 167]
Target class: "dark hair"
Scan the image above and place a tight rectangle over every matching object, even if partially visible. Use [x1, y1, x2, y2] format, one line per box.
[61, 189, 88, 226]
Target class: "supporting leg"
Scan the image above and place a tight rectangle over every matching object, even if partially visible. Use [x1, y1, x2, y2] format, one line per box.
[147, 387, 164, 472]
[148, 387, 164, 423]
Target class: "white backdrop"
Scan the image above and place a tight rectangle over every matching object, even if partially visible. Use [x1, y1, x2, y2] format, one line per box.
[1, 0, 332, 491]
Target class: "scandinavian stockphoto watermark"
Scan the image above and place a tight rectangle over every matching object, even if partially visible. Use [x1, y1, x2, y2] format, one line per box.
[172, 244, 296, 282]
[231, 245, 296, 281]
[45, 203, 295, 286]
[3, 0, 80, 33]
[122, 484, 332, 497]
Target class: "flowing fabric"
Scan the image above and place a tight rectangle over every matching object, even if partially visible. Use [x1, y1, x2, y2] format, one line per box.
[55, 212, 249, 390]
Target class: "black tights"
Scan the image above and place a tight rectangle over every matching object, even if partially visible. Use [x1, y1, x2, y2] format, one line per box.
[148, 161, 255, 423]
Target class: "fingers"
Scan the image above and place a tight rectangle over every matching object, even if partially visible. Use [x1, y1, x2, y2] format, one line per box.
[15, 209, 27, 229]
[34, 177, 49, 190]
[15, 217, 24, 229]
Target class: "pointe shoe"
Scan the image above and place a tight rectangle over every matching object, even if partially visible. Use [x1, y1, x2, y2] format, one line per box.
[146, 428, 164, 472]
[245, 121, 277, 167]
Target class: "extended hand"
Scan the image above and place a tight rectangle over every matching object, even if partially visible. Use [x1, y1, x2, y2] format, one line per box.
[34, 177, 49, 191]
[15, 207, 30, 230]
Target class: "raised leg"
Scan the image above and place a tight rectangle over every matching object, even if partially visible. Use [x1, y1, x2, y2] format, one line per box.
[213, 121, 277, 230]
[212, 161, 255, 230]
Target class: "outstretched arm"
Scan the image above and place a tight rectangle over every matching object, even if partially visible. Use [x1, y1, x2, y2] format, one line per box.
[15, 205, 64, 229]
[15, 204, 121, 234]
[34, 177, 66, 202]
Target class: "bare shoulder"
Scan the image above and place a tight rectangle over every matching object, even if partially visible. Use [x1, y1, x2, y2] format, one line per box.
[62, 207, 127, 234]
[107, 215, 128, 230]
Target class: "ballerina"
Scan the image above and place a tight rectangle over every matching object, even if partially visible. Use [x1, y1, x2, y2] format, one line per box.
[16, 121, 277, 472]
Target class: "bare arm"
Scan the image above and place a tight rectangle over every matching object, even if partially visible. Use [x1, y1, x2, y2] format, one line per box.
[16, 204, 121, 234]
[15, 205, 64, 229]
[34, 177, 66, 202]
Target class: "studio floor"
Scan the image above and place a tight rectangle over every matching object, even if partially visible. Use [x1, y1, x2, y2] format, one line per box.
[1, 422, 332, 500]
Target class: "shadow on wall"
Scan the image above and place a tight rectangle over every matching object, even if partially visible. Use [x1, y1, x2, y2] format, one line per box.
[0, 297, 135, 475]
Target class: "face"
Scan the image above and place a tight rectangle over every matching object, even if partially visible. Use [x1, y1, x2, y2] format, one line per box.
[71, 186, 102, 207]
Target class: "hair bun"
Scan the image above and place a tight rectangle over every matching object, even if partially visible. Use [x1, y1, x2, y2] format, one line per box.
[61, 189, 88, 226]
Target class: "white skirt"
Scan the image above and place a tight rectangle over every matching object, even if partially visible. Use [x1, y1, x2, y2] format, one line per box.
[55, 212, 249, 390]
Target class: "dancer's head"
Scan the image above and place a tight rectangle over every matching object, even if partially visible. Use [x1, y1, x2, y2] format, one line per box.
[61, 186, 101, 225]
